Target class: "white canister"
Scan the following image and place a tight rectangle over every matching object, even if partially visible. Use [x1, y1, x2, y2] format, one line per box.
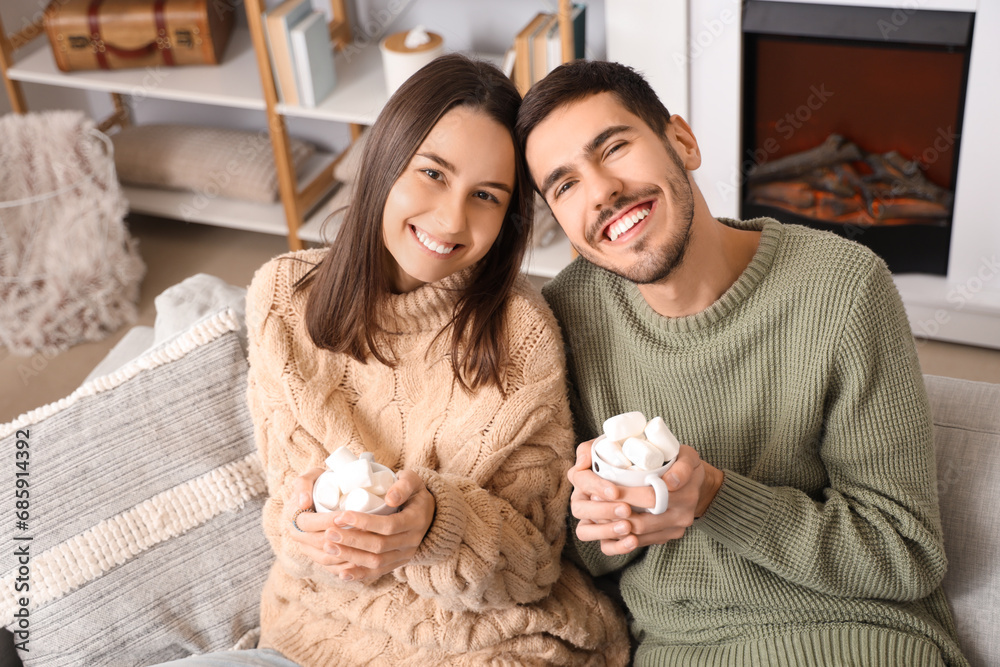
[379, 26, 445, 96]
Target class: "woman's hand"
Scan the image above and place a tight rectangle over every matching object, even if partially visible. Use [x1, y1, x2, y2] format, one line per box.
[321, 469, 436, 583]
[283, 467, 350, 570]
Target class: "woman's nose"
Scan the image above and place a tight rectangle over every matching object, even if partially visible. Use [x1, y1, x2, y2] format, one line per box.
[435, 194, 468, 235]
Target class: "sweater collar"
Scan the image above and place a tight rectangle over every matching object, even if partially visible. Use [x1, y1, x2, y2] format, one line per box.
[620, 217, 783, 334]
[382, 266, 472, 332]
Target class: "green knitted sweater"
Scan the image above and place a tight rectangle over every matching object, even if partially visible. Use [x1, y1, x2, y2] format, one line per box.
[542, 218, 967, 667]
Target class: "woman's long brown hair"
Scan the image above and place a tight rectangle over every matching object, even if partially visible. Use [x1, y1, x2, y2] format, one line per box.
[296, 53, 533, 392]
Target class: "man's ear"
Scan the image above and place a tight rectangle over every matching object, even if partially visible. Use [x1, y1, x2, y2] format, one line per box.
[666, 115, 702, 170]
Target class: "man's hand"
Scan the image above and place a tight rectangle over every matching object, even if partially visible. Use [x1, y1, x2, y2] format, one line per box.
[566, 440, 724, 556]
[320, 469, 436, 583]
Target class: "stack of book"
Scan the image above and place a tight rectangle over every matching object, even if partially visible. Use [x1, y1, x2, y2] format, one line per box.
[507, 4, 585, 96]
[265, 0, 337, 108]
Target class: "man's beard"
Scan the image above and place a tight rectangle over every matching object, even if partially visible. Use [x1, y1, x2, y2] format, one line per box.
[578, 149, 695, 285]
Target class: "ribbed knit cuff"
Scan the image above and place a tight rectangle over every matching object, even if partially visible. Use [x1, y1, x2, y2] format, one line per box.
[693, 471, 775, 554]
[407, 467, 467, 566]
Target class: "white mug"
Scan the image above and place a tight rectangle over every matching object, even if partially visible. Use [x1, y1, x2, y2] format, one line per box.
[590, 435, 674, 515]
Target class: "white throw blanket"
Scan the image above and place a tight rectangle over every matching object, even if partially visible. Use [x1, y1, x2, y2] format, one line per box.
[0, 110, 144, 356]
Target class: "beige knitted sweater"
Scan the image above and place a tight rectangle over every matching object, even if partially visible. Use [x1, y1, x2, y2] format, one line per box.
[244, 249, 629, 666]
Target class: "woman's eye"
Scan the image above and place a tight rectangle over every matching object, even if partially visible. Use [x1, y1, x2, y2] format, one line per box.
[474, 191, 500, 204]
[422, 168, 443, 180]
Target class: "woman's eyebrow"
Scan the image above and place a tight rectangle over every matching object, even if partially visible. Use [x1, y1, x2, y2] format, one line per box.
[416, 152, 512, 193]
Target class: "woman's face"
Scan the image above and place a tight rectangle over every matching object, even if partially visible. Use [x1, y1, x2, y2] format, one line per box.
[382, 105, 516, 293]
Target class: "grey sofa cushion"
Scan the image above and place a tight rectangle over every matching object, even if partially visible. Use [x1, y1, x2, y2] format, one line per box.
[0, 308, 270, 666]
[926, 374, 1000, 667]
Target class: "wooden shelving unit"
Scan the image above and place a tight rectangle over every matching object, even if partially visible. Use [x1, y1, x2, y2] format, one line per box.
[0, 0, 577, 276]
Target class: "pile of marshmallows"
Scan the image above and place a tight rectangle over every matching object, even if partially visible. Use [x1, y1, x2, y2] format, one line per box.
[596, 412, 681, 471]
[312, 446, 397, 514]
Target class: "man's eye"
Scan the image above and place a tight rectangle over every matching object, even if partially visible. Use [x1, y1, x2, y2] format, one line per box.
[555, 181, 575, 198]
[607, 141, 627, 156]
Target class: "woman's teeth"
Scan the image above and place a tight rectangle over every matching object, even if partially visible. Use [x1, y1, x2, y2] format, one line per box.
[414, 228, 456, 255]
[608, 207, 650, 242]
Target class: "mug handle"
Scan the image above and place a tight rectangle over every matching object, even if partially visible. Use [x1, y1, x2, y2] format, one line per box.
[644, 474, 669, 514]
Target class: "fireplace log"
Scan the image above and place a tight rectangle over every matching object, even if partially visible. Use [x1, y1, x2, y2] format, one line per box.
[747, 134, 863, 184]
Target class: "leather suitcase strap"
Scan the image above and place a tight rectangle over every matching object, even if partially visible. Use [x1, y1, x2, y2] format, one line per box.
[86, 0, 175, 70]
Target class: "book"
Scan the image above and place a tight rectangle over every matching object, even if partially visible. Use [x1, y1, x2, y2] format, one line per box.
[513, 12, 551, 96]
[264, 0, 311, 106]
[291, 11, 337, 108]
[531, 14, 557, 85]
[547, 3, 586, 72]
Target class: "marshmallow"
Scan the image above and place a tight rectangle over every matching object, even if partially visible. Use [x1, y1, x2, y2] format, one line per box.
[343, 488, 383, 513]
[603, 411, 647, 442]
[644, 417, 680, 462]
[313, 471, 342, 512]
[336, 459, 374, 495]
[366, 469, 396, 496]
[360, 452, 375, 463]
[325, 445, 358, 471]
[622, 436, 665, 471]
[595, 437, 633, 469]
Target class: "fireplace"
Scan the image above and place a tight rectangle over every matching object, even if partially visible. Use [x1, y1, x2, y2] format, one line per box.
[740, 1, 973, 275]
[635, 0, 1000, 348]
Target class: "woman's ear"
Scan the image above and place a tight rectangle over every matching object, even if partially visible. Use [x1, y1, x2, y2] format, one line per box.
[666, 115, 702, 170]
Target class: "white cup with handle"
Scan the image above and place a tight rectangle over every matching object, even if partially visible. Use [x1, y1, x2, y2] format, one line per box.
[590, 435, 674, 514]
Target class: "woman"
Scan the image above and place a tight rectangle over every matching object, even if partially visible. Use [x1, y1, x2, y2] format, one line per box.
[168, 55, 628, 666]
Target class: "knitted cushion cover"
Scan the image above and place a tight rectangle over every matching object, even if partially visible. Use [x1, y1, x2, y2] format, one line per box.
[0, 308, 271, 666]
[111, 124, 315, 204]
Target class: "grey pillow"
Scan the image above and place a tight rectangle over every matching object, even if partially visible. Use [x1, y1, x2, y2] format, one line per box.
[925, 374, 1000, 667]
[112, 124, 315, 203]
[0, 308, 271, 666]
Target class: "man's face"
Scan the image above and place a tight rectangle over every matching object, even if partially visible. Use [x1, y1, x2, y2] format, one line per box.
[525, 92, 695, 284]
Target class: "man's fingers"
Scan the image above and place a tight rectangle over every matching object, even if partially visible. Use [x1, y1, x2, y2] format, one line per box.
[576, 518, 634, 543]
[663, 445, 703, 491]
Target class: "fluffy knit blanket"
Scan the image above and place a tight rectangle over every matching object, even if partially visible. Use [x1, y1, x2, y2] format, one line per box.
[0, 111, 144, 356]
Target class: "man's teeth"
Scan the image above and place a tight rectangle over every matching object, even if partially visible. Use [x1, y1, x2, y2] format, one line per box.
[414, 228, 455, 255]
[608, 207, 650, 242]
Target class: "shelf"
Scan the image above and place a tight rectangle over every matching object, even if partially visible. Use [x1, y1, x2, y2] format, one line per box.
[123, 150, 337, 235]
[7, 29, 267, 110]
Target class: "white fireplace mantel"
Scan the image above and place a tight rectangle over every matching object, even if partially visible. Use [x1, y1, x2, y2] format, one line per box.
[606, 0, 1000, 349]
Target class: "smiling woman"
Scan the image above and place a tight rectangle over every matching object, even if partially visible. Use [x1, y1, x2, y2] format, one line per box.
[146, 54, 630, 667]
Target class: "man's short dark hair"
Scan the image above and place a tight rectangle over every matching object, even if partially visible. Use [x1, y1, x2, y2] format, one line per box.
[515, 60, 673, 180]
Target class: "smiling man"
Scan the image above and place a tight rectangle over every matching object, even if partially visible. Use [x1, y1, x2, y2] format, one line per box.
[516, 61, 968, 666]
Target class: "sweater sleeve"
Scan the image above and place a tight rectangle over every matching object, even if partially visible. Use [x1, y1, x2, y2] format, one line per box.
[393, 300, 578, 612]
[695, 256, 948, 602]
[244, 256, 338, 583]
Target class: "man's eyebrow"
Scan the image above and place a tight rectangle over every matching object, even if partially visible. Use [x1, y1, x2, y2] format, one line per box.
[538, 124, 633, 196]
[416, 152, 512, 194]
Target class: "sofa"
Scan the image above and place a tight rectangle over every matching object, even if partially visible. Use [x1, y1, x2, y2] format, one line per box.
[0, 275, 997, 666]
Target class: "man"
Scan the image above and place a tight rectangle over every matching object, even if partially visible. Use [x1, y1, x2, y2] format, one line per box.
[516, 60, 967, 666]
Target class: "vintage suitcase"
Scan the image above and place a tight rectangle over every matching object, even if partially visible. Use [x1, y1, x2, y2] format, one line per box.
[43, 0, 236, 72]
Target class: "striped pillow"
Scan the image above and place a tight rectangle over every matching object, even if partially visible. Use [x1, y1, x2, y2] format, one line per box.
[0, 308, 272, 666]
